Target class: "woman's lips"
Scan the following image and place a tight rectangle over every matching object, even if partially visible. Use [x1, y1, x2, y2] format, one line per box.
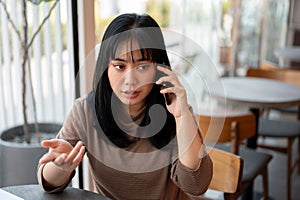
[123, 90, 140, 99]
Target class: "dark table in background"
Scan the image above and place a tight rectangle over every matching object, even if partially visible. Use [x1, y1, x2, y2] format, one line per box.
[1, 184, 110, 200]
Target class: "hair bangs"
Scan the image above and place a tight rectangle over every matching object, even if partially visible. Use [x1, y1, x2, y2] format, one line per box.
[109, 30, 155, 62]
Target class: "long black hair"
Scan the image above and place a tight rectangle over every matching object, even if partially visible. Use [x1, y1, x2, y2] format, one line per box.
[93, 13, 176, 149]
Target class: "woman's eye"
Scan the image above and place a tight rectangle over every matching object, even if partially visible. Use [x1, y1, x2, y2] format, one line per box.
[137, 64, 150, 71]
[114, 65, 124, 70]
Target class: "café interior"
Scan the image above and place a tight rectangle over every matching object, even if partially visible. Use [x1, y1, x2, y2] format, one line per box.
[0, 0, 299, 200]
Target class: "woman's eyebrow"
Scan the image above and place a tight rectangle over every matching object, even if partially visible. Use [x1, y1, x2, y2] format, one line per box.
[113, 58, 126, 62]
[135, 58, 150, 62]
[113, 57, 150, 62]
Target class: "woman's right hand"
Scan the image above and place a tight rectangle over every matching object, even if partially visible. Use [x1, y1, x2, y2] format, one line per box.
[39, 139, 85, 172]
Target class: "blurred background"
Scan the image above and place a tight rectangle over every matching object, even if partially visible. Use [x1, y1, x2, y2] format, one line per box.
[0, 1, 299, 199]
[0, 0, 298, 133]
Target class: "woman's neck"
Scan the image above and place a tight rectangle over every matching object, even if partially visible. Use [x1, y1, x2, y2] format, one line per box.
[128, 101, 146, 119]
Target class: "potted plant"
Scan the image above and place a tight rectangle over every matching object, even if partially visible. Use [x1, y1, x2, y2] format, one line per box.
[0, 0, 62, 187]
[219, 0, 232, 68]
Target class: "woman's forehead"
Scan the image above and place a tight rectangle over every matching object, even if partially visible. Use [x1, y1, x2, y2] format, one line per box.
[115, 39, 140, 55]
[114, 40, 152, 62]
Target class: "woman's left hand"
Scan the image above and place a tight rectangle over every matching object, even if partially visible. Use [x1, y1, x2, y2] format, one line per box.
[156, 66, 189, 118]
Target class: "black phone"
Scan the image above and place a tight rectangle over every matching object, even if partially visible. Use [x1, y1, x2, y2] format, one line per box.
[155, 64, 173, 105]
[162, 86, 173, 105]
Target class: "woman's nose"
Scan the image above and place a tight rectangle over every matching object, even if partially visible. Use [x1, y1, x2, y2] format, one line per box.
[123, 68, 137, 85]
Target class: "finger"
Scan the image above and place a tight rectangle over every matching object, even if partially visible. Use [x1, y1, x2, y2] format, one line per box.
[41, 139, 60, 148]
[160, 87, 174, 94]
[71, 146, 85, 168]
[53, 154, 67, 166]
[156, 76, 174, 86]
[161, 85, 185, 94]
[65, 141, 83, 163]
[157, 65, 172, 75]
[39, 153, 56, 164]
[156, 68, 179, 87]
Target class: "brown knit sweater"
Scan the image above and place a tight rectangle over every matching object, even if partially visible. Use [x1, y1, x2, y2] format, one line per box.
[37, 96, 213, 200]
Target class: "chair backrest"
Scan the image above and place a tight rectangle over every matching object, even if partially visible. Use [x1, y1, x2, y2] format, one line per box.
[260, 61, 279, 70]
[246, 67, 300, 88]
[260, 61, 300, 71]
[198, 113, 256, 154]
[207, 147, 243, 193]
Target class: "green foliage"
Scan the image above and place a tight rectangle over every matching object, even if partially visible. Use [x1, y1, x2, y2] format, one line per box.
[94, 17, 115, 44]
[146, 0, 170, 27]
[94, 0, 171, 44]
[221, 0, 231, 14]
[28, 0, 54, 4]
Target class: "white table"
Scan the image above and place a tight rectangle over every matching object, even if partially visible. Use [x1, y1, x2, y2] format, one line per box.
[206, 77, 300, 148]
[207, 77, 300, 108]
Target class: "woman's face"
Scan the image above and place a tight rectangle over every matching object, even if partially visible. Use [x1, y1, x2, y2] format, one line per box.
[107, 42, 156, 106]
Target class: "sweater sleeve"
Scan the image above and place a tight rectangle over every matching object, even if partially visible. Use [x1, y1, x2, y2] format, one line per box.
[170, 106, 213, 197]
[56, 98, 87, 145]
[37, 163, 76, 193]
[37, 98, 86, 193]
[170, 151, 213, 197]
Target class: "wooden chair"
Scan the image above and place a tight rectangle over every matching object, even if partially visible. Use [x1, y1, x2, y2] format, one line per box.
[198, 113, 272, 200]
[246, 68, 300, 200]
[260, 61, 300, 71]
[247, 67, 300, 88]
[205, 147, 243, 199]
[259, 61, 280, 70]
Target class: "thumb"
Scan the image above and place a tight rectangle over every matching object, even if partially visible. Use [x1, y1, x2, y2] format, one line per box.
[39, 152, 56, 164]
[41, 139, 59, 148]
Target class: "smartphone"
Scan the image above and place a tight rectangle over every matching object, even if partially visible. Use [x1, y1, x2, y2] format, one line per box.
[155, 64, 174, 105]
[162, 85, 173, 105]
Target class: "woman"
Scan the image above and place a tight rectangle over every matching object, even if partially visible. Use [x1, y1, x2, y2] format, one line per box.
[37, 13, 212, 199]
